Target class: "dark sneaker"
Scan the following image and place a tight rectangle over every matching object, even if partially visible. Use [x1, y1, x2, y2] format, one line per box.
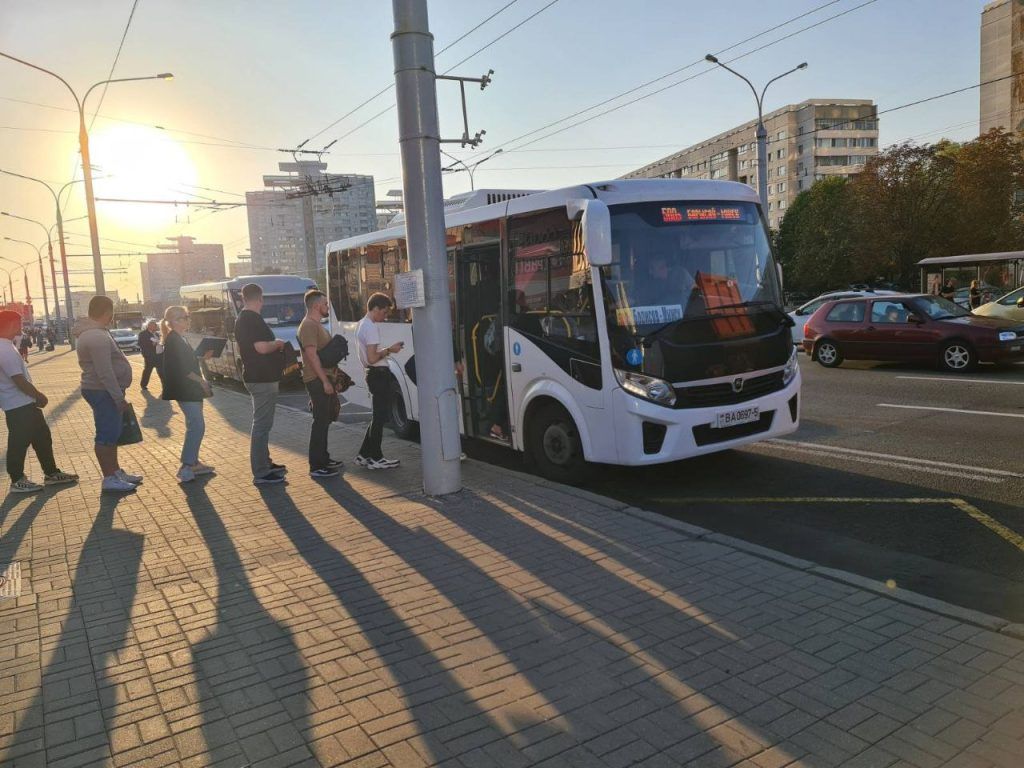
[269, 463, 288, 475]
[10, 478, 43, 494]
[254, 473, 285, 486]
[310, 468, 339, 479]
[44, 471, 79, 486]
[326, 458, 344, 469]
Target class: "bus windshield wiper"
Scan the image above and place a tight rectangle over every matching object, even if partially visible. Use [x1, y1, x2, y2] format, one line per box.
[709, 300, 778, 312]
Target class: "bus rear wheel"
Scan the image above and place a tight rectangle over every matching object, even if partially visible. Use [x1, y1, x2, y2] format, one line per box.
[526, 403, 590, 485]
[389, 378, 419, 440]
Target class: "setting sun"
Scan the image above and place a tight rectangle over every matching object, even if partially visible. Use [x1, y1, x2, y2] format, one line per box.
[88, 123, 198, 232]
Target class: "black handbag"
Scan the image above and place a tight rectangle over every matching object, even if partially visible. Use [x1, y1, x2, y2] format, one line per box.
[317, 334, 350, 368]
[118, 403, 143, 445]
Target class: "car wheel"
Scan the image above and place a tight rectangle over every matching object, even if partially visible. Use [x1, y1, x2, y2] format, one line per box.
[814, 339, 843, 368]
[388, 378, 419, 439]
[939, 341, 975, 373]
[526, 402, 591, 485]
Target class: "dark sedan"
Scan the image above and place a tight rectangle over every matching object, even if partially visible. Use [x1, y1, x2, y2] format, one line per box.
[802, 294, 1024, 372]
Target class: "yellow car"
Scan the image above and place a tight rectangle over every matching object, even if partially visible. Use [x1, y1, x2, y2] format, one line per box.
[974, 286, 1024, 322]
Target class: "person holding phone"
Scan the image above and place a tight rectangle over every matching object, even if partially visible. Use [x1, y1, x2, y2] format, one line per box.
[354, 292, 403, 470]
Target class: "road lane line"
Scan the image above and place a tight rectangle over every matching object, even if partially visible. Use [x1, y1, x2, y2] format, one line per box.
[757, 443, 1003, 483]
[877, 403, 1024, 419]
[950, 499, 1024, 555]
[767, 439, 1023, 478]
[896, 375, 1024, 386]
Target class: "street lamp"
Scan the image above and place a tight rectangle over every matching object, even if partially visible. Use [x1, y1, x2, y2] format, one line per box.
[0, 266, 13, 304]
[0, 254, 30, 303]
[3, 214, 54, 323]
[0, 170, 90, 346]
[441, 148, 503, 191]
[704, 54, 807, 210]
[0, 51, 172, 294]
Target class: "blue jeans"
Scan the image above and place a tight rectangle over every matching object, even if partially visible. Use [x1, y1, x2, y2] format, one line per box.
[178, 400, 205, 466]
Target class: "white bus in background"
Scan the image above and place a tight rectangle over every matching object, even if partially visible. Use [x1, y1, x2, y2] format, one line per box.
[179, 274, 318, 382]
[326, 179, 801, 483]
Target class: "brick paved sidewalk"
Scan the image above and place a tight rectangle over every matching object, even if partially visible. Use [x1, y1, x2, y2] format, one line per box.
[1, 349, 1023, 768]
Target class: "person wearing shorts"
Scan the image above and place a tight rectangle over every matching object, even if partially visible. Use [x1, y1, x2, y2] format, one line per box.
[73, 296, 140, 493]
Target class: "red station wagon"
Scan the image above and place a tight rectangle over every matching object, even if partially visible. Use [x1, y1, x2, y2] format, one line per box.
[802, 294, 1024, 372]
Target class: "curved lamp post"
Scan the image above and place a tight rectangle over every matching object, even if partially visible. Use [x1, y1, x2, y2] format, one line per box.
[0, 51, 171, 294]
[705, 54, 807, 210]
[3, 215, 54, 322]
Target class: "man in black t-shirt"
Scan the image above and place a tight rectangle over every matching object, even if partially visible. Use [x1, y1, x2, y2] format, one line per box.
[234, 283, 287, 485]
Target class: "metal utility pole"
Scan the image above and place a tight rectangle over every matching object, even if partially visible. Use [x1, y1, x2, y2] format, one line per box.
[391, 0, 462, 495]
[705, 55, 807, 210]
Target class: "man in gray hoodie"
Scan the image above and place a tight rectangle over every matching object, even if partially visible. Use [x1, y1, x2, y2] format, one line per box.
[74, 296, 141, 492]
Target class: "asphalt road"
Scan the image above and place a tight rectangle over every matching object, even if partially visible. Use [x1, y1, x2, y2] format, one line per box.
[203, 355, 1024, 622]
[463, 355, 1024, 622]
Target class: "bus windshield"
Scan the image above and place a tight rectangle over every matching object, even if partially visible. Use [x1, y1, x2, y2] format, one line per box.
[230, 291, 306, 326]
[601, 201, 782, 331]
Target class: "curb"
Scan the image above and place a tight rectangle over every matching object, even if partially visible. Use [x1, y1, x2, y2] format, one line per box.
[204, 368, 1024, 642]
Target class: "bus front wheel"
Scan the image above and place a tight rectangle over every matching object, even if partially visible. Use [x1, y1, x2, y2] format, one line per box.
[526, 403, 590, 485]
[389, 378, 419, 440]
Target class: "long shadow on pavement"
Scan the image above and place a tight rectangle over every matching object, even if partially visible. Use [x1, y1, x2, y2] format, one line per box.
[181, 478, 315, 766]
[257, 484, 516, 766]
[0, 494, 143, 767]
[139, 390, 173, 439]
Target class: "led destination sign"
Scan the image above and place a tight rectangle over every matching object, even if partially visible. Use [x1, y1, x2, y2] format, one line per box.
[660, 206, 743, 223]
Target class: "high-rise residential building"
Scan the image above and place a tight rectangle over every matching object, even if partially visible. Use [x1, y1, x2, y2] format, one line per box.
[246, 161, 376, 280]
[140, 236, 225, 304]
[979, 0, 1021, 135]
[69, 290, 120, 320]
[624, 99, 879, 228]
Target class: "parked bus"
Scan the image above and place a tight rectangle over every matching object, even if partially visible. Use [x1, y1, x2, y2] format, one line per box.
[326, 179, 801, 482]
[179, 274, 318, 382]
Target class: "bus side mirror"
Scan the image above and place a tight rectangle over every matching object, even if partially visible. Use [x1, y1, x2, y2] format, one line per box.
[567, 198, 612, 267]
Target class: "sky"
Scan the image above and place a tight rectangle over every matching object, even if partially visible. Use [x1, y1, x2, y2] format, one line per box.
[0, 0, 990, 302]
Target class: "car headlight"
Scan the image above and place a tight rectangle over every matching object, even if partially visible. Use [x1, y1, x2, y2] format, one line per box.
[614, 369, 676, 406]
[783, 345, 799, 385]
[998, 331, 1017, 342]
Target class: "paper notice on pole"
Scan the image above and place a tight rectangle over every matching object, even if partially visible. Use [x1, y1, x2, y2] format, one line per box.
[395, 269, 426, 309]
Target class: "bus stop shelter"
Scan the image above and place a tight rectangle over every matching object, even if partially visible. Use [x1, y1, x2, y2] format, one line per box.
[917, 251, 1024, 295]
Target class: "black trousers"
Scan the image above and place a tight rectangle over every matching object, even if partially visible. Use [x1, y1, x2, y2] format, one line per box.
[358, 369, 392, 460]
[140, 354, 162, 389]
[305, 380, 334, 470]
[5, 404, 58, 481]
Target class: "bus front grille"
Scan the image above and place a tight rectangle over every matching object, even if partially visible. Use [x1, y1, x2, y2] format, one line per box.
[674, 371, 785, 409]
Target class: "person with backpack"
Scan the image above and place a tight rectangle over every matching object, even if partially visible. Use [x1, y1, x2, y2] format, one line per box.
[297, 289, 345, 478]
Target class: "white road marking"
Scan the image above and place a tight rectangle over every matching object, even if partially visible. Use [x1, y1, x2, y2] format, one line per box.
[767, 439, 1023, 478]
[757, 442, 1004, 484]
[878, 403, 1024, 420]
[896, 375, 1024, 386]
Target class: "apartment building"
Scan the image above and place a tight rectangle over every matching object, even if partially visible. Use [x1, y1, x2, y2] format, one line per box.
[624, 99, 879, 228]
[979, 0, 1022, 135]
[140, 236, 225, 304]
[246, 162, 376, 279]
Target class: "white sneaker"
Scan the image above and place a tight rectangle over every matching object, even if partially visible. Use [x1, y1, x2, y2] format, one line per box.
[176, 466, 196, 483]
[376, 457, 400, 467]
[116, 469, 143, 484]
[102, 475, 137, 493]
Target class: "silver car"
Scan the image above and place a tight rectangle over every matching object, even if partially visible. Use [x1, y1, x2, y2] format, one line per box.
[110, 328, 140, 354]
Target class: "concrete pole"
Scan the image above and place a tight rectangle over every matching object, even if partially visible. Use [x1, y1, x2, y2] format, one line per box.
[756, 118, 768, 210]
[36, 253, 49, 321]
[46, 239, 63, 331]
[391, 0, 462, 495]
[78, 110, 105, 296]
[54, 206, 76, 349]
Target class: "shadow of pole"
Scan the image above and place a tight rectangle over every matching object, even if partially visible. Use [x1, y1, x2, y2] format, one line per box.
[182, 479, 314, 766]
[0, 494, 143, 767]
[257, 485, 511, 765]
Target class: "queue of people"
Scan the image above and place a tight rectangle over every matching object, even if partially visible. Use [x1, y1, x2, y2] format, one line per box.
[2, 285, 407, 496]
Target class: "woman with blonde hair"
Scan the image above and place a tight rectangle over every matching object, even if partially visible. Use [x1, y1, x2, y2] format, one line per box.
[159, 306, 214, 482]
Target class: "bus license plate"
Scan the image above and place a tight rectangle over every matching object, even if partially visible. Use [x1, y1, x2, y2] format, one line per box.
[714, 406, 760, 429]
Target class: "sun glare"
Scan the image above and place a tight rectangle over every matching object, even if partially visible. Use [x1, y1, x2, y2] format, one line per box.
[88, 124, 198, 232]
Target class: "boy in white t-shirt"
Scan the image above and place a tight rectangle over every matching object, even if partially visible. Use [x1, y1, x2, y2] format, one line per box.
[0, 310, 78, 493]
[354, 293, 403, 469]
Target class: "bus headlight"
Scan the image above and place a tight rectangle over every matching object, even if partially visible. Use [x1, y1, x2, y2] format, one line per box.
[782, 346, 799, 386]
[614, 369, 676, 407]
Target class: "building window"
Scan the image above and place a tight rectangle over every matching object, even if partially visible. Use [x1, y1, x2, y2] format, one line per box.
[778, 200, 787, 210]
[767, 202, 773, 211]
[777, 182, 787, 193]
[797, 180, 804, 190]
[797, 144, 804, 155]
[776, 130, 787, 140]
[777, 167, 786, 177]
[738, 144, 748, 155]
[776, 148, 786, 160]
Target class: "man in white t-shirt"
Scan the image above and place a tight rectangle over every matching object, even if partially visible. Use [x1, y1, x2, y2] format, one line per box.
[0, 310, 79, 494]
[354, 292, 403, 469]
